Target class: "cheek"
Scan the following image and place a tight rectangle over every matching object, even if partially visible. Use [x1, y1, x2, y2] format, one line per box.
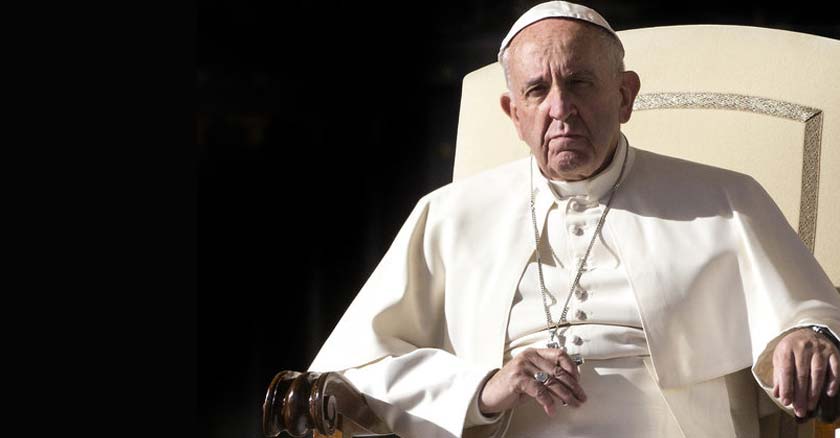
[588, 109, 620, 148]
[518, 113, 542, 143]
[527, 112, 551, 139]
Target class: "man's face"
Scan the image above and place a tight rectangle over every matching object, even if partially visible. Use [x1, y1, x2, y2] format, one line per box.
[502, 19, 639, 181]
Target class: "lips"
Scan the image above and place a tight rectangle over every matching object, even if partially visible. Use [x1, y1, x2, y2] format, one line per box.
[548, 134, 586, 150]
[546, 132, 586, 143]
[550, 134, 584, 140]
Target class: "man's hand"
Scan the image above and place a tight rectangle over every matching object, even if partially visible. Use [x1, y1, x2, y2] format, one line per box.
[772, 327, 840, 418]
[478, 348, 587, 417]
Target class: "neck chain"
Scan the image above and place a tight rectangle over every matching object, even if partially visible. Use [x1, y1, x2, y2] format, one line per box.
[528, 146, 628, 348]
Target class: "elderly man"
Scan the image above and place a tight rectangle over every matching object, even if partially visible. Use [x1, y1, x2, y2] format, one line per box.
[309, 2, 840, 437]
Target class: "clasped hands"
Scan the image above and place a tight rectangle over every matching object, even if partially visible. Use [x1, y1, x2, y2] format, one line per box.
[478, 347, 586, 417]
[772, 327, 839, 418]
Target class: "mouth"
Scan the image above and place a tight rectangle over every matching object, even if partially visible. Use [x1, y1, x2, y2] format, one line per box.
[550, 133, 584, 140]
[547, 134, 586, 150]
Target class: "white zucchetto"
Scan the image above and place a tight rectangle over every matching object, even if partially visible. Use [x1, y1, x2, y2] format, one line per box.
[498, 1, 622, 62]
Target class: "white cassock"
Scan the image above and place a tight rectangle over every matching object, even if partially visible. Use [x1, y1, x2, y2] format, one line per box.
[495, 138, 684, 437]
[309, 135, 840, 438]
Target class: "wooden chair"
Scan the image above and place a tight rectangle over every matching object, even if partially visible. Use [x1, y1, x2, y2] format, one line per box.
[264, 25, 840, 438]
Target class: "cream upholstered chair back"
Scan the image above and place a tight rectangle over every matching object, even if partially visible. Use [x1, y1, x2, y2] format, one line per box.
[454, 25, 840, 290]
[454, 24, 840, 438]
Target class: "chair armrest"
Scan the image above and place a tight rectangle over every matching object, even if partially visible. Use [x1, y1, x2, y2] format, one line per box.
[262, 370, 395, 437]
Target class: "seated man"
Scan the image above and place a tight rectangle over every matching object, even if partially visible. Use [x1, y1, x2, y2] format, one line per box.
[309, 2, 840, 437]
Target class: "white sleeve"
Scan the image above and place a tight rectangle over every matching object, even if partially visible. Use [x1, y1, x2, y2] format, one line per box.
[309, 193, 502, 437]
[464, 369, 503, 427]
[339, 352, 500, 437]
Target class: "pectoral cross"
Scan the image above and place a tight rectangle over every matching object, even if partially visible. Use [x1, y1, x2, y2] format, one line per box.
[547, 325, 566, 349]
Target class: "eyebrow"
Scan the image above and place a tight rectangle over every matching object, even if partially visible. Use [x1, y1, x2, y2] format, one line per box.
[568, 69, 598, 79]
[525, 76, 545, 88]
[521, 68, 600, 93]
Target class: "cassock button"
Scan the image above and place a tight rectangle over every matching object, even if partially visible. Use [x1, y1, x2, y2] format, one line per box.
[574, 287, 588, 301]
[572, 336, 583, 346]
[575, 310, 587, 321]
[571, 226, 584, 236]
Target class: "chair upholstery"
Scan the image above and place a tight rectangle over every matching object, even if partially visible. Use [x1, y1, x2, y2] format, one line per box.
[454, 24, 840, 438]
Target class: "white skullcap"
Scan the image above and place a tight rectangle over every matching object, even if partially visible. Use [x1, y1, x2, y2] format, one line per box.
[498, 1, 621, 62]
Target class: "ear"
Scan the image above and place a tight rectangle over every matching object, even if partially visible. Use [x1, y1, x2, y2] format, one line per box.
[618, 70, 641, 124]
[500, 92, 525, 140]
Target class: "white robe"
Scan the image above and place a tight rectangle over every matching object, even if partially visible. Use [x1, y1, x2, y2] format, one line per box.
[309, 139, 840, 438]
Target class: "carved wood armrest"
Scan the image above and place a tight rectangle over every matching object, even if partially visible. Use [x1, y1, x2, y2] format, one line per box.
[809, 395, 840, 438]
[262, 370, 395, 438]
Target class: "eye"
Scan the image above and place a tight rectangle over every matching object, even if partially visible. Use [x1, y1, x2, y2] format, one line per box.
[525, 85, 547, 97]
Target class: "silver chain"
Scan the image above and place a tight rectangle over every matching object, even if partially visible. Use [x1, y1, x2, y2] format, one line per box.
[528, 147, 628, 346]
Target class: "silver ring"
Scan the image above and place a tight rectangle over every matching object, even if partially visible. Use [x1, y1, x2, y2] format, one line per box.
[534, 371, 550, 384]
[570, 354, 584, 366]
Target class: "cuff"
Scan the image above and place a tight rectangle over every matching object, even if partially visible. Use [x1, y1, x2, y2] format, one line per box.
[465, 368, 503, 428]
[812, 325, 840, 350]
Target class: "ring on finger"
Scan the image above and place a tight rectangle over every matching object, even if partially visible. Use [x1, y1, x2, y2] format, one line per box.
[534, 371, 550, 384]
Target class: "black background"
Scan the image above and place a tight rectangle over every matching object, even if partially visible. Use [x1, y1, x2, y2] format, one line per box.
[196, 1, 839, 436]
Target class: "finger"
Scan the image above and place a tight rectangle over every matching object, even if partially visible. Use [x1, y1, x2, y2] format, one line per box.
[522, 361, 582, 408]
[808, 352, 827, 411]
[772, 357, 781, 398]
[518, 376, 558, 416]
[532, 348, 580, 380]
[553, 350, 581, 380]
[551, 367, 587, 403]
[827, 351, 839, 397]
[544, 377, 581, 408]
[777, 349, 795, 407]
[528, 348, 589, 406]
[539, 371, 582, 408]
[528, 351, 587, 403]
[793, 348, 812, 417]
[529, 349, 572, 380]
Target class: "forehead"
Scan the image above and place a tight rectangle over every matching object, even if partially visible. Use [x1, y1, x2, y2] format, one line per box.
[507, 19, 608, 73]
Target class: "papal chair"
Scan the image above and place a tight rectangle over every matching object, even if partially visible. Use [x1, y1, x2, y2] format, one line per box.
[263, 25, 840, 438]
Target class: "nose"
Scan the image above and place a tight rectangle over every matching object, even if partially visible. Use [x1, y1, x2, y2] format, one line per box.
[545, 86, 576, 121]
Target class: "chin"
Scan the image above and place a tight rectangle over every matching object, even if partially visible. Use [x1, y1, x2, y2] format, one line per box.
[550, 155, 590, 173]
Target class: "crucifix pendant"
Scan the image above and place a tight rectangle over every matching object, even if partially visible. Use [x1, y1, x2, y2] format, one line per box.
[547, 327, 565, 349]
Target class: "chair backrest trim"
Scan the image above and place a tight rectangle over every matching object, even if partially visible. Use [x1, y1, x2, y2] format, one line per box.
[633, 91, 823, 252]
